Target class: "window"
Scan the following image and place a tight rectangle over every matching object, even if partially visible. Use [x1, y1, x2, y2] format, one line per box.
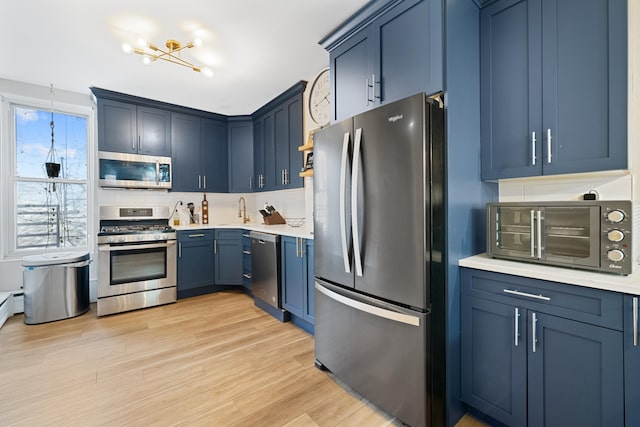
[11, 104, 89, 252]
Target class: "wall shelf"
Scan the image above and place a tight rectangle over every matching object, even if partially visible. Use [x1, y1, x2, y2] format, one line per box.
[298, 142, 313, 151]
[299, 169, 314, 178]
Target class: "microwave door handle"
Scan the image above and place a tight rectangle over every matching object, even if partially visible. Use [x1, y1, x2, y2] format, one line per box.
[536, 210, 543, 259]
[530, 210, 535, 258]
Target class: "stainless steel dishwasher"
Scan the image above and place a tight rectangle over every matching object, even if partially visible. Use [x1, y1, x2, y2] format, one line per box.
[250, 231, 287, 321]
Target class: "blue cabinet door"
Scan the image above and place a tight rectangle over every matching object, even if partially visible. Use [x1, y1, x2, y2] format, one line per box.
[287, 95, 304, 189]
[214, 229, 243, 286]
[460, 295, 527, 427]
[253, 118, 264, 191]
[274, 104, 289, 190]
[624, 295, 640, 427]
[262, 113, 276, 191]
[540, 0, 627, 175]
[527, 311, 624, 426]
[304, 240, 314, 323]
[137, 106, 171, 157]
[202, 118, 228, 192]
[228, 119, 254, 193]
[171, 113, 202, 192]
[330, 30, 372, 122]
[481, 0, 627, 180]
[372, 0, 443, 104]
[480, 0, 542, 180]
[241, 232, 252, 292]
[97, 99, 137, 153]
[281, 236, 304, 318]
[177, 231, 214, 292]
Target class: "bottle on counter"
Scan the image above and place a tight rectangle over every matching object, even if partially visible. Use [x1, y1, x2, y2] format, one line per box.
[202, 193, 209, 224]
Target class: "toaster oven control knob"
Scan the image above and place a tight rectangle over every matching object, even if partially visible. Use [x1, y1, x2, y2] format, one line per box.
[607, 210, 626, 223]
[607, 249, 625, 262]
[607, 229, 625, 242]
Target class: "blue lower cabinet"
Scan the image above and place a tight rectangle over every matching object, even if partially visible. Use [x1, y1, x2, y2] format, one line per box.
[177, 230, 215, 298]
[214, 229, 243, 286]
[460, 268, 624, 427]
[281, 236, 314, 333]
[241, 232, 252, 293]
[625, 295, 640, 427]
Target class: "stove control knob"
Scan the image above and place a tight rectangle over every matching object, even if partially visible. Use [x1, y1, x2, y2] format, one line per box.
[607, 249, 625, 263]
[108, 237, 114, 244]
[607, 229, 625, 242]
[118, 237, 126, 243]
[607, 209, 625, 223]
[138, 235, 144, 241]
[155, 234, 161, 240]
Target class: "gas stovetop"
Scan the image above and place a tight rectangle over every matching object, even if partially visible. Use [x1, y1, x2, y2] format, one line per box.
[99, 224, 174, 235]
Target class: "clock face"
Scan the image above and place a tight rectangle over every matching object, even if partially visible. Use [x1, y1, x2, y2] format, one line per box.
[309, 68, 331, 126]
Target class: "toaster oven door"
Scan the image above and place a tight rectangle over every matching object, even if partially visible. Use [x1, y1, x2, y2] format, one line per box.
[488, 205, 537, 260]
[541, 206, 600, 268]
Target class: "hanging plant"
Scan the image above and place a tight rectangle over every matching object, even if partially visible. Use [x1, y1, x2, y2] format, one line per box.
[45, 84, 61, 190]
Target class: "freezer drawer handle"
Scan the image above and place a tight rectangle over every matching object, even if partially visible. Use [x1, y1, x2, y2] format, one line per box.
[351, 128, 364, 277]
[315, 283, 420, 327]
[503, 289, 551, 301]
[339, 132, 351, 274]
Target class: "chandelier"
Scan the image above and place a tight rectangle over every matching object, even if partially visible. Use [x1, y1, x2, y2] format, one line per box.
[122, 38, 213, 77]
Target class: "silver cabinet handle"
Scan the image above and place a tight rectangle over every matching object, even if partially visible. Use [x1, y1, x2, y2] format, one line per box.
[536, 210, 543, 259]
[530, 210, 535, 258]
[214, 239, 217, 254]
[281, 169, 285, 185]
[316, 282, 420, 327]
[351, 127, 363, 277]
[203, 175, 206, 190]
[295, 236, 299, 257]
[198, 175, 202, 189]
[243, 273, 252, 279]
[189, 233, 205, 238]
[503, 289, 551, 301]
[634, 297, 638, 347]
[138, 135, 141, 152]
[339, 132, 351, 274]
[299, 238, 305, 257]
[546, 129, 552, 163]
[365, 78, 371, 106]
[531, 131, 537, 166]
[372, 74, 376, 102]
[242, 234, 250, 238]
[179, 242, 182, 258]
[514, 307, 520, 347]
[532, 312, 538, 353]
[242, 250, 251, 255]
[249, 176, 253, 190]
[285, 169, 289, 185]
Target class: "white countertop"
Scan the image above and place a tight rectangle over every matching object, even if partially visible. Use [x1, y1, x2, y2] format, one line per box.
[173, 222, 314, 240]
[459, 253, 640, 295]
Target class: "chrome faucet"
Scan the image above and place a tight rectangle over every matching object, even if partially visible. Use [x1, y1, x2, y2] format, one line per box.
[238, 197, 250, 223]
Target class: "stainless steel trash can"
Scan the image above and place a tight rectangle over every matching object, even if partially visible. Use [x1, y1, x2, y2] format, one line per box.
[22, 252, 91, 324]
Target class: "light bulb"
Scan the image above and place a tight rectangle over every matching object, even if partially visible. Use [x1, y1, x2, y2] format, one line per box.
[202, 67, 214, 78]
[142, 55, 152, 65]
[193, 38, 203, 47]
[122, 43, 133, 54]
[137, 38, 148, 48]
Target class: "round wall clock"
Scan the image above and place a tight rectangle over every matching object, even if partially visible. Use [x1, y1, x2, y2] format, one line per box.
[308, 68, 331, 127]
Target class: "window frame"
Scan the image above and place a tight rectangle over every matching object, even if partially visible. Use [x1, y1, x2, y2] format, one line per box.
[1, 91, 95, 259]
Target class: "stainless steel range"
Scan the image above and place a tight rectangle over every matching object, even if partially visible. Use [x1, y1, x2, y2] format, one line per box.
[97, 206, 177, 316]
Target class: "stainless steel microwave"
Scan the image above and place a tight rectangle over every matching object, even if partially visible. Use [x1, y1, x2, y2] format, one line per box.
[98, 151, 171, 190]
[487, 200, 632, 275]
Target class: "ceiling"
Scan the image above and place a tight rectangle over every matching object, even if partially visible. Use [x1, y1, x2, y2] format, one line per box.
[1, 0, 369, 115]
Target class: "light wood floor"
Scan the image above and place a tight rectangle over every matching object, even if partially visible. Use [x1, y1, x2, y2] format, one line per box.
[0, 290, 486, 427]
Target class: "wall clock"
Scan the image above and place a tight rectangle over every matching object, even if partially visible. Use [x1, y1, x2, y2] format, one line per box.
[308, 68, 331, 127]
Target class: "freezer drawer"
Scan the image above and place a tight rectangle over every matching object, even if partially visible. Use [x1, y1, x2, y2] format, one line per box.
[314, 279, 430, 427]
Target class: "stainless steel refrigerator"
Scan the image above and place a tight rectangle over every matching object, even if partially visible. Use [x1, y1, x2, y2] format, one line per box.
[313, 93, 445, 427]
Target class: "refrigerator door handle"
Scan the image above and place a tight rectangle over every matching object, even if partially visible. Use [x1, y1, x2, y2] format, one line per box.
[339, 132, 351, 273]
[315, 282, 420, 327]
[351, 127, 364, 277]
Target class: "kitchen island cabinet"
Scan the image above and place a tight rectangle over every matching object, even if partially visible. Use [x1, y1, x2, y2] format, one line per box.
[480, 0, 627, 180]
[97, 98, 171, 157]
[281, 236, 314, 333]
[460, 268, 624, 426]
[321, 0, 443, 121]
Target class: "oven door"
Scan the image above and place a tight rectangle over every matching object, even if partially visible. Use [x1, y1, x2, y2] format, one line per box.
[98, 240, 177, 297]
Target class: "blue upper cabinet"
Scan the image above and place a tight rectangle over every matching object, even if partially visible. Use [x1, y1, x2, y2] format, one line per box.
[481, 0, 627, 180]
[322, 0, 443, 122]
[228, 117, 254, 193]
[97, 98, 171, 157]
[171, 113, 228, 192]
[252, 82, 306, 192]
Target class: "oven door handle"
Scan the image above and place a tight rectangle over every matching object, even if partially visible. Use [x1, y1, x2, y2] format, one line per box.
[98, 241, 177, 252]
